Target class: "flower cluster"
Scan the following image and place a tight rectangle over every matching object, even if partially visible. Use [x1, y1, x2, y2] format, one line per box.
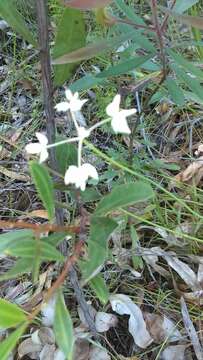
[26, 90, 136, 191]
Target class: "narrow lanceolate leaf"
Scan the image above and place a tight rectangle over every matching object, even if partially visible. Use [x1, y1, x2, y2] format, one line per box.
[53, 8, 86, 86]
[172, 65, 203, 101]
[173, 0, 199, 14]
[0, 298, 27, 329]
[54, 290, 75, 359]
[0, 229, 34, 254]
[0, 323, 27, 360]
[0, 258, 33, 281]
[165, 78, 185, 106]
[30, 162, 55, 221]
[168, 49, 203, 80]
[63, 0, 112, 10]
[80, 217, 117, 282]
[160, 7, 203, 30]
[0, 0, 37, 46]
[5, 240, 65, 262]
[90, 274, 110, 305]
[95, 182, 154, 216]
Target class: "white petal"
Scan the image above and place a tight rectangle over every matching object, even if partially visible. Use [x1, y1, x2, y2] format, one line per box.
[36, 132, 48, 146]
[70, 98, 88, 112]
[65, 89, 74, 100]
[39, 148, 49, 163]
[121, 108, 137, 118]
[77, 127, 90, 139]
[106, 94, 121, 117]
[64, 165, 79, 185]
[55, 102, 70, 112]
[111, 115, 131, 134]
[25, 143, 42, 155]
[81, 163, 98, 180]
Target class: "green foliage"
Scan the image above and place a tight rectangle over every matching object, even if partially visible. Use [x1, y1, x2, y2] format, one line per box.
[0, 298, 27, 329]
[89, 274, 110, 304]
[95, 182, 154, 216]
[53, 7, 86, 86]
[0, 0, 37, 46]
[30, 161, 55, 221]
[0, 258, 33, 281]
[54, 290, 75, 360]
[80, 216, 117, 282]
[0, 323, 27, 360]
[55, 139, 77, 175]
[0, 229, 34, 253]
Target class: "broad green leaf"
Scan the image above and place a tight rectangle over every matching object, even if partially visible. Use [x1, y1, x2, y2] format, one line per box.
[115, 0, 145, 25]
[0, 298, 27, 329]
[168, 49, 203, 79]
[70, 188, 101, 203]
[165, 78, 185, 106]
[70, 74, 107, 92]
[0, 323, 27, 360]
[53, 8, 86, 86]
[5, 240, 65, 262]
[160, 7, 203, 30]
[95, 182, 154, 216]
[64, 0, 112, 10]
[89, 274, 109, 304]
[44, 232, 67, 247]
[80, 217, 117, 282]
[54, 290, 75, 359]
[172, 65, 203, 101]
[0, 258, 33, 281]
[53, 29, 147, 65]
[0, 229, 34, 253]
[97, 54, 153, 78]
[0, 0, 37, 46]
[174, 0, 199, 14]
[130, 226, 143, 270]
[55, 138, 77, 175]
[30, 162, 55, 221]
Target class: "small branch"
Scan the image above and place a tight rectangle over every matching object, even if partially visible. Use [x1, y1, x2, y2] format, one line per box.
[160, 0, 176, 33]
[0, 220, 80, 234]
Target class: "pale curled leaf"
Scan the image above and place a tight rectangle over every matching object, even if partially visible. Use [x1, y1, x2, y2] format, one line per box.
[95, 312, 118, 332]
[160, 344, 187, 360]
[144, 313, 182, 343]
[181, 297, 203, 360]
[109, 294, 153, 348]
[18, 338, 42, 358]
[89, 346, 110, 360]
[170, 155, 203, 187]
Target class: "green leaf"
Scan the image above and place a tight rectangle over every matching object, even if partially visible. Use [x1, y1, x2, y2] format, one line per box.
[54, 290, 75, 359]
[55, 138, 77, 175]
[89, 274, 109, 304]
[0, 258, 33, 281]
[172, 64, 203, 101]
[130, 226, 143, 270]
[168, 49, 203, 79]
[44, 232, 67, 247]
[0, 323, 27, 360]
[160, 7, 203, 30]
[0, 0, 37, 46]
[97, 54, 153, 78]
[95, 182, 154, 216]
[0, 229, 34, 253]
[174, 0, 199, 14]
[53, 8, 86, 86]
[80, 217, 117, 282]
[115, 0, 145, 25]
[5, 240, 65, 262]
[165, 78, 185, 106]
[70, 74, 107, 92]
[0, 298, 27, 329]
[30, 161, 55, 221]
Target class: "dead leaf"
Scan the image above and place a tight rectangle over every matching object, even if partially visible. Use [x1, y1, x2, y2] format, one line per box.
[144, 313, 182, 343]
[142, 247, 170, 278]
[171, 156, 203, 187]
[160, 344, 187, 360]
[0, 165, 30, 182]
[89, 346, 110, 360]
[39, 344, 55, 360]
[18, 338, 42, 358]
[95, 312, 118, 332]
[0, 145, 11, 160]
[180, 297, 203, 360]
[62, 0, 112, 10]
[73, 339, 90, 360]
[110, 294, 153, 349]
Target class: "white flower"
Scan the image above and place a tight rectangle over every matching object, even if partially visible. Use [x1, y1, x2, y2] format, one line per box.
[55, 89, 88, 112]
[64, 163, 98, 191]
[25, 132, 48, 163]
[106, 94, 136, 134]
[41, 296, 56, 326]
[77, 126, 90, 140]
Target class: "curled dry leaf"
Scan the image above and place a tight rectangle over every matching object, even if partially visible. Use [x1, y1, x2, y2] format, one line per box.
[95, 311, 118, 332]
[110, 294, 153, 348]
[63, 0, 112, 10]
[142, 247, 170, 278]
[170, 155, 203, 187]
[89, 346, 110, 360]
[181, 297, 203, 360]
[32, 327, 55, 346]
[39, 344, 55, 360]
[73, 338, 90, 360]
[160, 344, 187, 360]
[18, 338, 42, 358]
[144, 313, 182, 343]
